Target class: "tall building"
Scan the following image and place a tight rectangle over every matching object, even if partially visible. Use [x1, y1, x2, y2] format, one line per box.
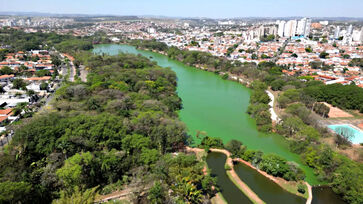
[284, 20, 297, 37]
[291, 20, 297, 37]
[297, 18, 312, 37]
[269, 26, 277, 36]
[360, 27, 363, 43]
[296, 18, 307, 36]
[304, 18, 312, 37]
[258, 25, 265, 37]
[334, 26, 340, 39]
[347, 25, 353, 35]
[283, 21, 291, 37]
[278, 21, 285, 37]
[352, 30, 360, 41]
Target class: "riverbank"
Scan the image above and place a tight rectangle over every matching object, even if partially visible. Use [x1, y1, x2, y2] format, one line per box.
[186, 147, 310, 203]
[234, 158, 310, 200]
[211, 148, 265, 204]
[186, 147, 228, 204]
[95, 43, 321, 185]
[93, 43, 361, 203]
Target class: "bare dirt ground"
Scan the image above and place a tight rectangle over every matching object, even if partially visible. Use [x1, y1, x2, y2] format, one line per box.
[322, 102, 354, 118]
[358, 123, 363, 130]
[321, 137, 363, 162]
[95, 187, 137, 203]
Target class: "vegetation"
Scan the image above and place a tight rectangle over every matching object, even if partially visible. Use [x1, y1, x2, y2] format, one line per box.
[297, 183, 306, 194]
[348, 58, 363, 68]
[319, 52, 329, 59]
[12, 78, 27, 90]
[260, 34, 275, 42]
[203, 139, 306, 181]
[0, 37, 216, 203]
[247, 80, 272, 132]
[0, 28, 94, 53]
[129, 40, 363, 203]
[304, 83, 363, 113]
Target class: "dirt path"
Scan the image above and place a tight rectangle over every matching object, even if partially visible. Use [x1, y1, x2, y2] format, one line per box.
[79, 65, 88, 82]
[233, 158, 309, 200]
[306, 182, 312, 204]
[210, 148, 265, 204]
[266, 90, 280, 123]
[190, 147, 310, 201]
[95, 187, 136, 203]
[185, 147, 227, 204]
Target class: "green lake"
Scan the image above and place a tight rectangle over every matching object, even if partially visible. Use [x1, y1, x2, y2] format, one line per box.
[93, 44, 319, 185]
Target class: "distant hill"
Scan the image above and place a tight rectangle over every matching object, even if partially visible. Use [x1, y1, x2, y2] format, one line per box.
[0, 11, 362, 22]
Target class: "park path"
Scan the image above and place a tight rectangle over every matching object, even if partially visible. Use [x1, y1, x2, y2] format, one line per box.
[210, 148, 265, 204]
[266, 90, 280, 123]
[306, 182, 312, 204]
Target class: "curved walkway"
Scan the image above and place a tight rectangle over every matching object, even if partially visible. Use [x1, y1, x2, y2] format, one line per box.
[210, 148, 265, 204]
[306, 182, 312, 204]
[266, 90, 280, 123]
[188, 147, 312, 204]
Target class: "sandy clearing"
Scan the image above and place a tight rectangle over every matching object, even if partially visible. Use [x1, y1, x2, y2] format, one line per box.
[322, 102, 353, 118]
[266, 90, 280, 123]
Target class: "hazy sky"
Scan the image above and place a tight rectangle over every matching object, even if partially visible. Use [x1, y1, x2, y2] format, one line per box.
[1, 0, 363, 18]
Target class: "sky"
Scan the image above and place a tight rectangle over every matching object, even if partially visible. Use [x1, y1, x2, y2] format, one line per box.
[1, 0, 363, 18]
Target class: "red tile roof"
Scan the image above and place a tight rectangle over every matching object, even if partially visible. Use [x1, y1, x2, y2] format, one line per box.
[0, 74, 14, 79]
[25, 76, 51, 81]
[0, 109, 13, 116]
[0, 115, 8, 123]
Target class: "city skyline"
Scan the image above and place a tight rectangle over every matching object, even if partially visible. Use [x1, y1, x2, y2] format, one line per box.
[1, 0, 363, 18]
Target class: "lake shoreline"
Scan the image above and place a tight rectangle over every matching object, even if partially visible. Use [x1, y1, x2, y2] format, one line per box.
[186, 147, 310, 203]
[93, 43, 352, 203]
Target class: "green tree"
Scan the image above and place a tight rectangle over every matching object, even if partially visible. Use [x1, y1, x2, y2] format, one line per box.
[52, 186, 98, 204]
[319, 52, 329, 59]
[0, 66, 13, 75]
[56, 152, 94, 192]
[12, 78, 27, 90]
[35, 69, 51, 77]
[0, 181, 31, 203]
[271, 79, 286, 91]
[148, 182, 166, 203]
[225, 140, 243, 157]
[40, 82, 49, 90]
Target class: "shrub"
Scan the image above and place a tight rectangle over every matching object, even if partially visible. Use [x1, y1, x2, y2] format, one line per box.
[297, 183, 306, 194]
[224, 163, 232, 171]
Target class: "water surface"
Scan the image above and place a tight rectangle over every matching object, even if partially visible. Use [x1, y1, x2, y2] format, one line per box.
[328, 124, 363, 144]
[234, 162, 306, 204]
[93, 44, 319, 185]
[206, 152, 253, 204]
[312, 186, 346, 204]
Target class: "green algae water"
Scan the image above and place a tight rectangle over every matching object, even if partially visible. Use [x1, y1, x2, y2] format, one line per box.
[206, 152, 253, 204]
[93, 44, 319, 185]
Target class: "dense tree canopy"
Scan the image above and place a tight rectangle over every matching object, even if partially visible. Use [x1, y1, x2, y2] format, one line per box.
[0, 43, 215, 203]
[304, 83, 363, 112]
